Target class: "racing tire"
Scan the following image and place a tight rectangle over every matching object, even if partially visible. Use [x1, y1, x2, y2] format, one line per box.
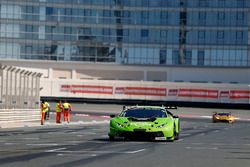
[174, 124, 179, 140]
[109, 135, 115, 141]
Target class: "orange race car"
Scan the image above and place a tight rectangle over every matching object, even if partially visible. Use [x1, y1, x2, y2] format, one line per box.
[212, 112, 235, 123]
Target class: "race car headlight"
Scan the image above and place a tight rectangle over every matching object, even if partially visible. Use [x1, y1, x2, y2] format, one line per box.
[156, 124, 166, 128]
[116, 122, 125, 128]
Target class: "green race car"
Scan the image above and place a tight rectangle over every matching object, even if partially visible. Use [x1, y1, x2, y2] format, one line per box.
[108, 106, 180, 141]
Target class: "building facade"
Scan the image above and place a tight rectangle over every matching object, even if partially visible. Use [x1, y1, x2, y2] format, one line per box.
[0, 0, 249, 67]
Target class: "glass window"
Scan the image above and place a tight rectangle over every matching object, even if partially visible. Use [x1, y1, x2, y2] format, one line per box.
[26, 6, 33, 13]
[217, 31, 224, 39]
[160, 11, 168, 24]
[236, 31, 243, 40]
[160, 30, 167, 38]
[198, 12, 206, 25]
[46, 7, 53, 15]
[122, 108, 167, 118]
[236, 12, 244, 20]
[180, 0, 187, 7]
[198, 0, 209, 7]
[64, 27, 72, 40]
[26, 25, 33, 32]
[65, 8, 72, 15]
[199, 12, 206, 20]
[197, 50, 205, 65]
[149, 0, 161, 6]
[185, 51, 192, 65]
[25, 45, 32, 54]
[141, 11, 149, 24]
[159, 50, 166, 64]
[218, 0, 225, 7]
[218, 12, 225, 20]
[102, 28, 111, 36]
[198, 31, 205, 39]
[237, 0, 245, 7]
[172, 50, 179, 65]
[141, 29, 149, 37]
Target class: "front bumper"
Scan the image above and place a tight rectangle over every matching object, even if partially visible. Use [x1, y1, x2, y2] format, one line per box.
[109, 128, 173, 140]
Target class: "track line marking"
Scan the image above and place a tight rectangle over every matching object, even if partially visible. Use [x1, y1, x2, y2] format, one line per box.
[176, 139, 184, 142]
[23, 138, 40, 140]
[186, 146, 218, 150]
[125, 149, 146, 154]
[46, 148, 67, 153]
[27, 143, 59, 146]
[57, 153, 97, 157]
[4, 143, 16, 145]
[48, 149, 146, 154]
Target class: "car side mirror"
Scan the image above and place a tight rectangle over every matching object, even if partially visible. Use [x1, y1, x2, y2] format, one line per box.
[173, 115, 179, 118]
[110, 114, 116, 118]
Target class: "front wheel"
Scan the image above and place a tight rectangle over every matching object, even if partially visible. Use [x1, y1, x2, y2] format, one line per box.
[109, 135, 115, 141]
[174, 125, 179, 140]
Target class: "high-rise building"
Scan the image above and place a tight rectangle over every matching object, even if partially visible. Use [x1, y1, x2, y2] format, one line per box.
[0, 0, 249, 83]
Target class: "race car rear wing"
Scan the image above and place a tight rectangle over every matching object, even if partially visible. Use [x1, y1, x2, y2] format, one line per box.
[122, 105, 178, 111]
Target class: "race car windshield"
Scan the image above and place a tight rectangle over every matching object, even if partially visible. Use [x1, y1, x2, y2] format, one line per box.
[218, 113, 230, 116]
[123, 108, 167, 118]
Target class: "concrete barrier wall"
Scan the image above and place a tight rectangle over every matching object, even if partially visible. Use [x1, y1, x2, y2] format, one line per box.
[41, 79, 250, 104]
[0, 109, 40, 128]
[0, 64, 42, 128]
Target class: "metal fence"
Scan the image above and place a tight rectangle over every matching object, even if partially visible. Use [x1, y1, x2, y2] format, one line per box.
[0, 64, 42, 109]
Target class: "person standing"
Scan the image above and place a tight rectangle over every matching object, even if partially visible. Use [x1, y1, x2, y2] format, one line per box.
[44, 101, 50, 120]
[40, 100, 49, 125]
[63, 101, 71, 123]
[55, 100, 63, 123]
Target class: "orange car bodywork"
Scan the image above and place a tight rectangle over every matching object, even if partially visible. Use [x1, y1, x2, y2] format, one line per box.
[212, 113, 235, 123]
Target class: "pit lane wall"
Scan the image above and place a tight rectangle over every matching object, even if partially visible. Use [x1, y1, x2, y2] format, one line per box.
[40, 79, 250, 104]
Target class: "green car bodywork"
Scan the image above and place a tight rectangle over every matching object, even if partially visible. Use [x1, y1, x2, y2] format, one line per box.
[108, 106, 180, 141]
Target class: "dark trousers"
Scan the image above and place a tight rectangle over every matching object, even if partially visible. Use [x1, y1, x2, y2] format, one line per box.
[45, 110, 50, 120]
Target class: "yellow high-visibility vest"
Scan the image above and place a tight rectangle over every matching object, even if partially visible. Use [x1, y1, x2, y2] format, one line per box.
[56, 103, 62, 112]
[41, 103, 49, 113]
[63, 103, 70, 110]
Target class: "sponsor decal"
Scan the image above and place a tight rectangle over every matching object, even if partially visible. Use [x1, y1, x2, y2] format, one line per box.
[220, 91, 230, 98]
[115, 87, 167, 96]
[168, 89, 178, 96]
[60, 85, 113, 94]
[230, 90, 250, 99]
[178, 89, 219, 98]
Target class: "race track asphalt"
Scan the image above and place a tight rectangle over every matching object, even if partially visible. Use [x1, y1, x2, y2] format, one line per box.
[0, 103, 250, 167]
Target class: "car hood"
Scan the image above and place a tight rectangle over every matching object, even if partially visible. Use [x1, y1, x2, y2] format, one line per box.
[112, 117, 171, 128]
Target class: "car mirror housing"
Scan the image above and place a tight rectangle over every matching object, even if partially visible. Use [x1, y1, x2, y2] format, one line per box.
[110, 114, 116, 118]
[173, 115, 179, 119]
